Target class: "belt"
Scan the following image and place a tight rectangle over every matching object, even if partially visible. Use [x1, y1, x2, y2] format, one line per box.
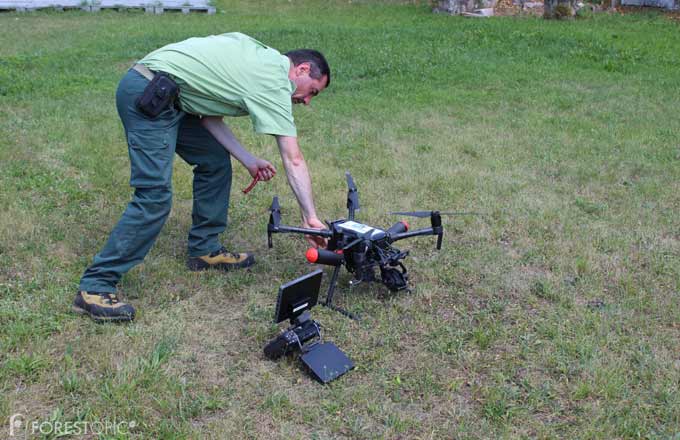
[132, 63, 155, 81]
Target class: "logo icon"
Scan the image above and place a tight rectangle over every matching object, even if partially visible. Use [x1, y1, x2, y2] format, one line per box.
[9, 413, 24, 437]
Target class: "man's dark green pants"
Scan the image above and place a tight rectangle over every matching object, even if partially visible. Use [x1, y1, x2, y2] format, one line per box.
[79, 69, 232, 293]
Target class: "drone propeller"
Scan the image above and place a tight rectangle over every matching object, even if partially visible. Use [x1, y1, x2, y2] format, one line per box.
[267, 196, 281, 248]
[270, 196, 281, 224]
[346, 171, 360, 220]
[389, 210, 481, 218]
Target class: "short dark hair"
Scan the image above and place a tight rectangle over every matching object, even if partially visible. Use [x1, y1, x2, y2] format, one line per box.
[285, 49, 331, 88]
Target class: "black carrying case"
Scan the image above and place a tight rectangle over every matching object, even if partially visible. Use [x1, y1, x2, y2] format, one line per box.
[135, 73, 179, 118]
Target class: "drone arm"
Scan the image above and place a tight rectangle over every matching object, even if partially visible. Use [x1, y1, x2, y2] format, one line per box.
[389, 228, 433, 241]
[270, 224, 333, 238]
[306, 248, 344, 266]
[389, 226, 444, 250]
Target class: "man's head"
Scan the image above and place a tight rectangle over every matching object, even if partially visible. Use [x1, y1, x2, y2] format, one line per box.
[285, 49, 330, 106]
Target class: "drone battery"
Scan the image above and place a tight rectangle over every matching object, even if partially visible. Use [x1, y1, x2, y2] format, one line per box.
[301, 342, 354, 384]
[337, 221, 386, 240]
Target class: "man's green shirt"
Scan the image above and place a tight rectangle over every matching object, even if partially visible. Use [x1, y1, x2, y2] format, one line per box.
[139, 32, 297, 137]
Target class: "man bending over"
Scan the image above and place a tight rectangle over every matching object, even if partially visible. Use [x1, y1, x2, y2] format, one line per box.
[74, 32, 330, 322]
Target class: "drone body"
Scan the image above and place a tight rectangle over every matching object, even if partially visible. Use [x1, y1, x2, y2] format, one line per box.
[267, 172, 444, 318]
[307, 218, 418, 291]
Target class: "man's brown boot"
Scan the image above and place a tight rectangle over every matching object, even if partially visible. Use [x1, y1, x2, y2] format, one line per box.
[187, 246, 255, 272]
[72, 291, 135, 323]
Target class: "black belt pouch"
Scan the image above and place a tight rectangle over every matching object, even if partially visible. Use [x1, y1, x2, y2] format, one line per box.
[135, 73, 179, 118]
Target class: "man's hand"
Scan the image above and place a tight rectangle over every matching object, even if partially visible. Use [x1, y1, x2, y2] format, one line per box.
[303, 217, 328, 249]
[201, 116, 277, 183]
[246, 158, 276, 181]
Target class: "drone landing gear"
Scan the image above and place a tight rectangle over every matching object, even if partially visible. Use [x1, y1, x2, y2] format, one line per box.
[322, 265, 361, 320]
[323, 302, 360, 321]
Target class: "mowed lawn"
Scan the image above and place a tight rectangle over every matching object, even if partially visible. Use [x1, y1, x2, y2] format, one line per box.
[1, 1, 679, 438]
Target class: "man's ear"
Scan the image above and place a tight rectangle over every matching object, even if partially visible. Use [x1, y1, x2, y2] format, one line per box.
[295, 62, 311, 76]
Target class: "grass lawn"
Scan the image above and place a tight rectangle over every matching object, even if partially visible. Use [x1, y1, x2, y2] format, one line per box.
[1, 1, 679, 438]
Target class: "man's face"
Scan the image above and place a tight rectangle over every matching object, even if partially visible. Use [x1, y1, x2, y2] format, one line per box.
[289, 62, 328, 106]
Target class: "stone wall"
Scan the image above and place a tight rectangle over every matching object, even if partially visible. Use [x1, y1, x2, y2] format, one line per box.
[433, 0, 497, 14]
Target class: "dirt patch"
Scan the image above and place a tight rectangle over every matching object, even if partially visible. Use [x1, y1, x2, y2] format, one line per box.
[4, 383, 56, 425]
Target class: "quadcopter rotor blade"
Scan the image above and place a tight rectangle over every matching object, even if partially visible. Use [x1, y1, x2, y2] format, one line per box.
[389, 211, 431, 218]
[269, 196, 281, 224]
[439, 211, 483, 216]
[268, 196, 282, 248]
[346, 171, 357, 192]
[346, 171, 360, 219]
[271, 195, 280, 210]
[389, 210, 481, 218]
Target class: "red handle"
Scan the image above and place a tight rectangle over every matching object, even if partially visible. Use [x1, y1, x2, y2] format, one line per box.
[242, 175, 259, 194]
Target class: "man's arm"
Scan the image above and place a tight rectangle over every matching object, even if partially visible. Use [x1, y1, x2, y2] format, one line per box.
[201, 116, 276, 181]
[276, 135, 327, 248]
